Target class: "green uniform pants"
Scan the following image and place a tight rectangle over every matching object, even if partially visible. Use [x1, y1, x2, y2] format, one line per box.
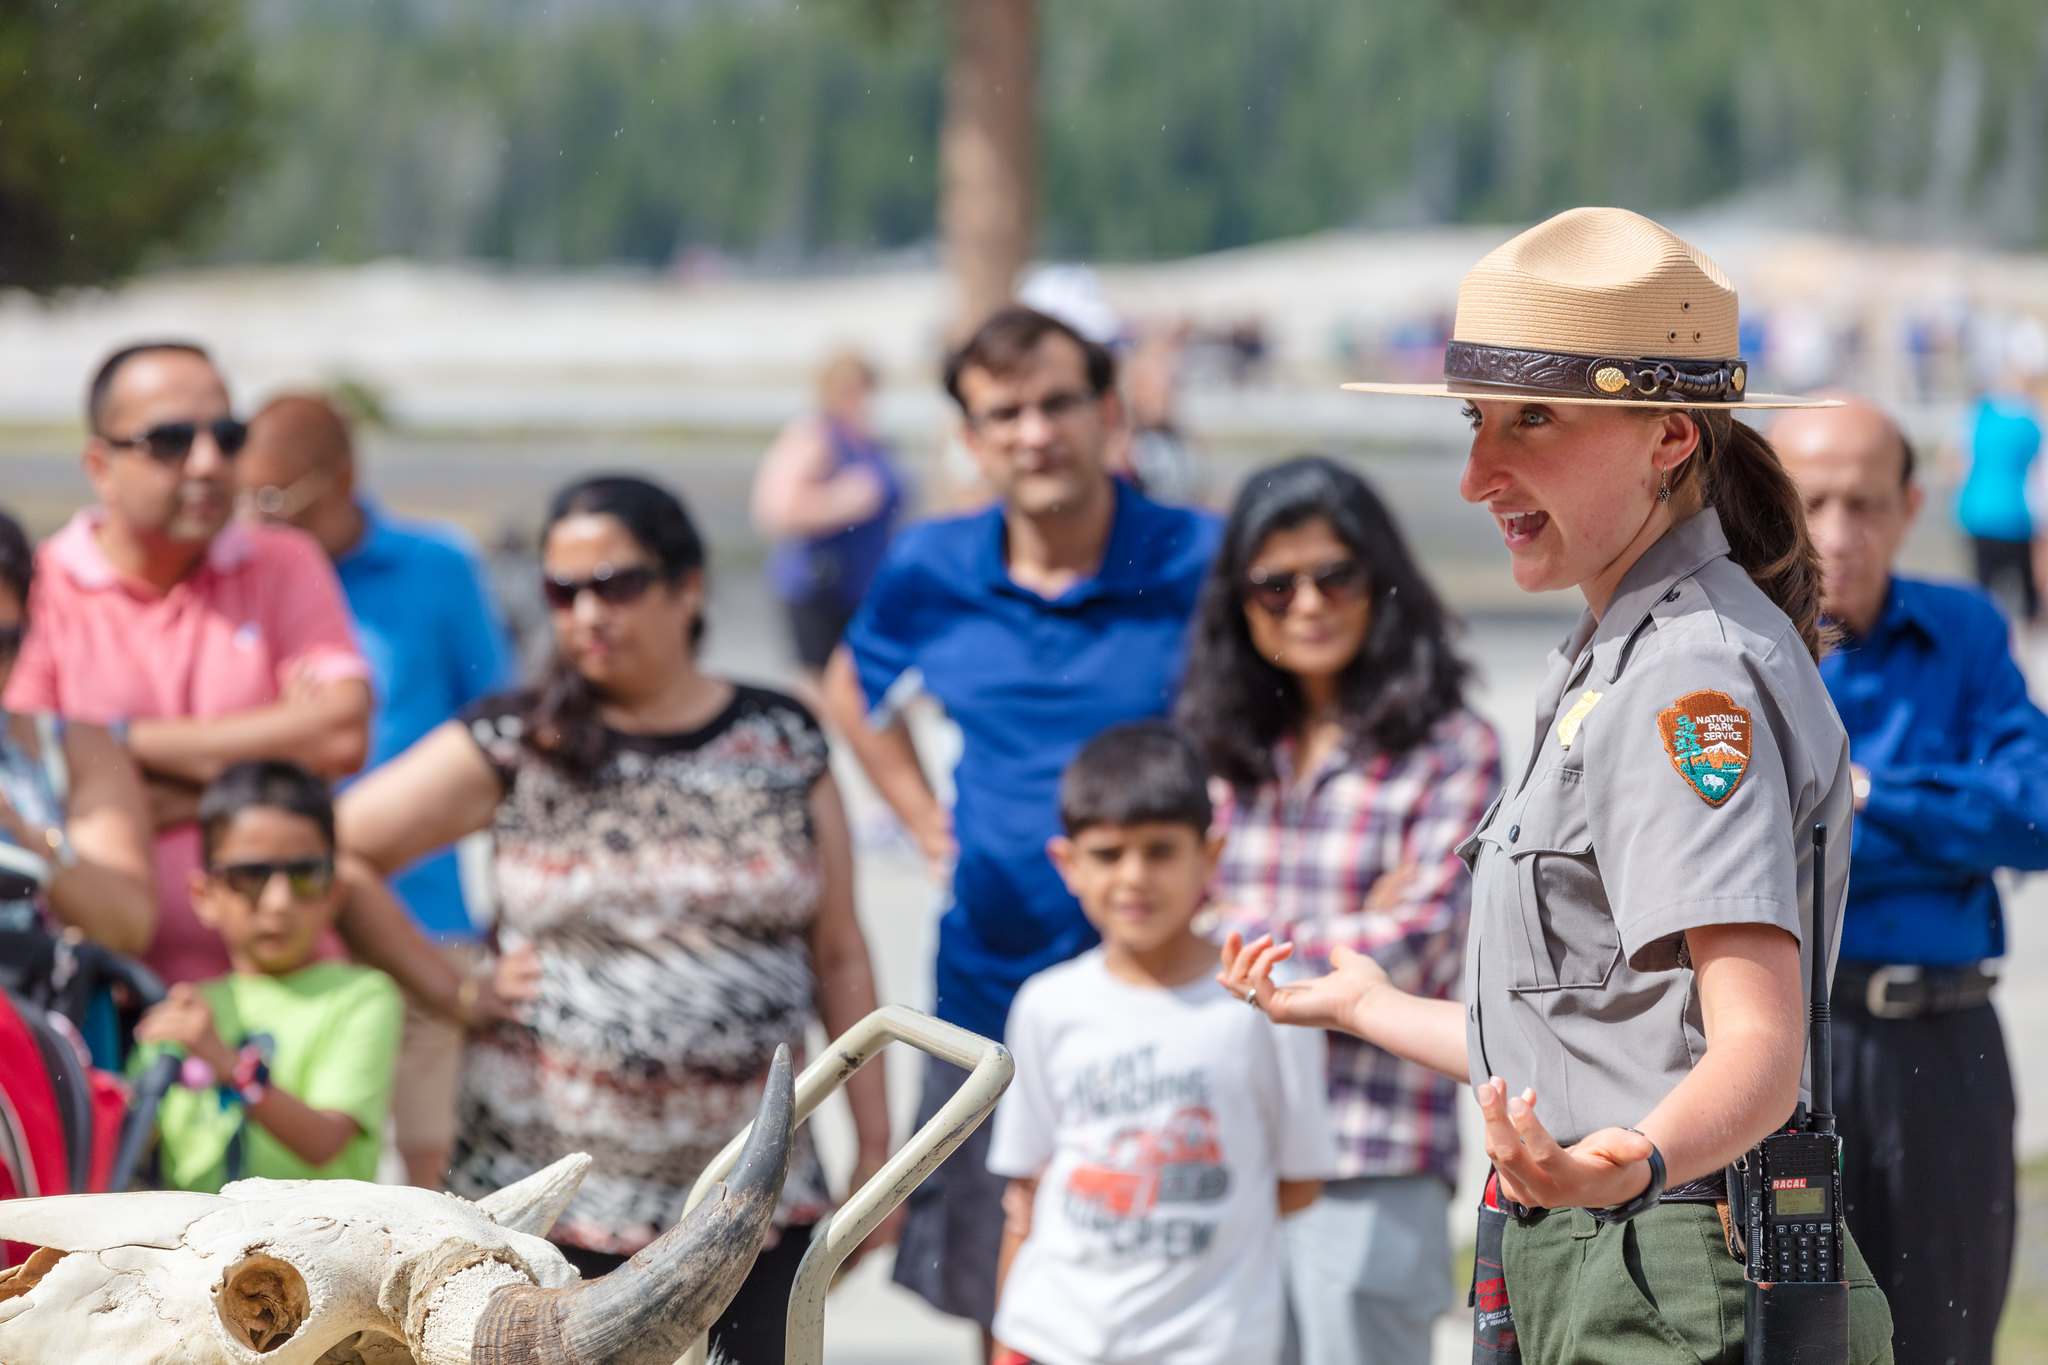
[1500, 1202, 1894, 1365]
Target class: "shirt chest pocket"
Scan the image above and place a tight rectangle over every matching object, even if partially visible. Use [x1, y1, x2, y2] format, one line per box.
[1456, 793, 1505, 874]
[1504, 771, 1619, 993]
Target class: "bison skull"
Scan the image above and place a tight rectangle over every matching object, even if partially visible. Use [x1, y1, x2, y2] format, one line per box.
[0, 1046, 793, 1365]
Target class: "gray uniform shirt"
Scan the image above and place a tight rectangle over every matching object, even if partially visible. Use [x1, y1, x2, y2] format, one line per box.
[1459, 508, 1852, 1145]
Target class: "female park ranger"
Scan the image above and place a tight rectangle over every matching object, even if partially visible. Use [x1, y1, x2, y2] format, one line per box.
[1221, 208, 1893, 1365]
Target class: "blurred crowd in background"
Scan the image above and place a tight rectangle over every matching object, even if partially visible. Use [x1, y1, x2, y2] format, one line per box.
[0, 272, 2044, 1365]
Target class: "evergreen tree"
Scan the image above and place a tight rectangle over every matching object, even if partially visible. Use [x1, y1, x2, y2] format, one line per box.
[0, 0, 261, 292]
[68, 0, 2048, 273]
[1671, 715, 1705, 776]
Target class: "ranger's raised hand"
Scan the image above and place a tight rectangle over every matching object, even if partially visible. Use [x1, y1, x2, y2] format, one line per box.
[1215, 930, 1391, 1034]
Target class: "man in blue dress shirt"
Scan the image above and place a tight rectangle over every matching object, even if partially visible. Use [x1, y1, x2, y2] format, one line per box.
[1778, 396, 2048, 1365]
[242, 394, 516, 1188]
[825, 306, 1219, 1338]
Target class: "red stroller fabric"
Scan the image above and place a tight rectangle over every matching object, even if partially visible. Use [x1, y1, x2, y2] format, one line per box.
[0, 991, 132, 1266]
[82, 1069, 125, 1194]
[0, 992, 69, 1201]
[0, 991, 71, 1266]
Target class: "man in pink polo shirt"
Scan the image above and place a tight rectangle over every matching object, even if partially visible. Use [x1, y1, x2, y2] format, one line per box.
[5, 342, 373, 985]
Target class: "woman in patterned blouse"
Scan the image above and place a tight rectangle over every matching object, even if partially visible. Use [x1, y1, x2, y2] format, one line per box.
[1178, 456, 1501, 1365]
[337, 475, 891, 1365]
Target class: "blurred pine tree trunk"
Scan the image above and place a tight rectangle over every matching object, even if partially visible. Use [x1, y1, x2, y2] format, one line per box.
[940, 0, 1036, 336]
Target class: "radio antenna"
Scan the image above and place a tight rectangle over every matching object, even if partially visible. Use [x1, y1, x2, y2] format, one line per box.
[1807, 823, 1834, 1135]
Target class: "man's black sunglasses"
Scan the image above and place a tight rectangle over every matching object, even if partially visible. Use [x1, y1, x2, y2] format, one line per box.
[542, 563, 661, 610]
[213, 856, 336, 901]
[103, 417, 249, 464]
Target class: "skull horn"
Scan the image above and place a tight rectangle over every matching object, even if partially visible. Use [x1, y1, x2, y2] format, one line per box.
[477, 1152, 594, 1236]
[468, 1044, 795, 1365]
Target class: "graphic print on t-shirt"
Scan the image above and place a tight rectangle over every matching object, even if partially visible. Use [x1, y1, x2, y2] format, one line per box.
[1059, 1044, 1230, 1259]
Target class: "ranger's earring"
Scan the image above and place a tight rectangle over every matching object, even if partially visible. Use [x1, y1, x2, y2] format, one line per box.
[1657, 465, 1671, 502]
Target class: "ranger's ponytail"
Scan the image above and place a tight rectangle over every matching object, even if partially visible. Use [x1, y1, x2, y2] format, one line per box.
[1675, 410, 1826, 661]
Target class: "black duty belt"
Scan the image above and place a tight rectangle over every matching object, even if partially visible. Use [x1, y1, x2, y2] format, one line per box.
[1486, 1167, 1725, 1223]
[1835, 962, 1997, 1020]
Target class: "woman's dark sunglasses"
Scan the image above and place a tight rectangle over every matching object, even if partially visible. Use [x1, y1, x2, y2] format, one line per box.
[541, 563, 661, 610]
[103, 417, 250, 464]
[214, 856, 336, 901]
[0, 625, 21, 659]
[1245, 559, 1370, 615]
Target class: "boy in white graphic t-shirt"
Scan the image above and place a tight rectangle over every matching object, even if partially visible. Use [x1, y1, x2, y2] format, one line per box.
[989, 722, 1335, 1365]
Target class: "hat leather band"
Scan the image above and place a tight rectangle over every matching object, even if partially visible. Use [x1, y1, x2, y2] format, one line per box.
[1443, 341, 1748, 403]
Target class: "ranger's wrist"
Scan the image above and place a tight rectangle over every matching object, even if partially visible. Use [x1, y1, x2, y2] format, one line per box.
[1344, 974, 1398, 1040]
[1595, 1133, 1666, 1222]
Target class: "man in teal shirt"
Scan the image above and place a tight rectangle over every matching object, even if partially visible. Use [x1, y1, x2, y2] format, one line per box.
[240, 394, 514, 1186]
[1954, 375, 2044, 624]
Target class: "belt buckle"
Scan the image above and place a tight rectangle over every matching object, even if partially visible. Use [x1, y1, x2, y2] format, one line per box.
[1865, 964, 1923, 1020]
[1946, 963, 1999, 1012]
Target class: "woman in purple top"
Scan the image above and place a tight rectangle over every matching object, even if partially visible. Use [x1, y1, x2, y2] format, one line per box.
[752, 350, 905, 682]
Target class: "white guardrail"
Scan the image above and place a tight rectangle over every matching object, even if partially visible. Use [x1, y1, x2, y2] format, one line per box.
[677, 1004, 1014, 1365]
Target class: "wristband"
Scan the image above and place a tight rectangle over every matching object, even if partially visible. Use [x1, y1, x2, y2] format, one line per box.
[1596, 1128, 1666, 1223]
[454, 976, 480, 1028]
[41, 826, 77, 872]
[180, 1055, 217, 1091]
[229, 1045, 272, 1107]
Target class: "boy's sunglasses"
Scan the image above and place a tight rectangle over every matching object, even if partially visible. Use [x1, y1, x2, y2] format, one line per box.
[542, 563, 660, 610]
[213, 856, 336, 901]
[1244, 559, 1370, 615]
[102, 417, 250, 464]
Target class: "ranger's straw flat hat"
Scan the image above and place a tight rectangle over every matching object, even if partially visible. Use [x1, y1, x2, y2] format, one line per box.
[1344, 207, 1833, 409]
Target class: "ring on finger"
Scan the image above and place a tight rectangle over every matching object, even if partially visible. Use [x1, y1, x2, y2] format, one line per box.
[1243, 986, 1261, 1008]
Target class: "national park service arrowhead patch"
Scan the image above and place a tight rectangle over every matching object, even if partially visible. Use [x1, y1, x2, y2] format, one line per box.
[1657, 689, 1752, 806]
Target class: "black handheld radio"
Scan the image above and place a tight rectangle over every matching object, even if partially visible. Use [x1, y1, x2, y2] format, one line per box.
[1727, 824, 1850, 1361]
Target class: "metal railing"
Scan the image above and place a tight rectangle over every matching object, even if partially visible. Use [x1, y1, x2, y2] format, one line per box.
[677, 1004, 1013, 1365]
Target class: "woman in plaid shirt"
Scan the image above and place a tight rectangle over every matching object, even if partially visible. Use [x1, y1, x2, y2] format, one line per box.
[1180, 456, 1501, 1365]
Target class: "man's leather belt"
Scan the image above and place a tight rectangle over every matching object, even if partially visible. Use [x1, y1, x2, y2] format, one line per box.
[1659, 1173, 1730, 1205]
[1836, 961, 1997, 1020]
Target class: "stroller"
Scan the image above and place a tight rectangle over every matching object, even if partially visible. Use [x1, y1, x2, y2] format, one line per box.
[0, 931, 176, 1214]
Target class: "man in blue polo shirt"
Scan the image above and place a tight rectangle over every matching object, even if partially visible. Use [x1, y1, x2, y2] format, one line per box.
[824, 305, 1219, 1336]
[241, 393, 515, 1188]
[1778, 396, 2048, 1365]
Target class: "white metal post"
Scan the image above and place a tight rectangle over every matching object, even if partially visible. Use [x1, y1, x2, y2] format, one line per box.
[674, 1004, 1013, 1365]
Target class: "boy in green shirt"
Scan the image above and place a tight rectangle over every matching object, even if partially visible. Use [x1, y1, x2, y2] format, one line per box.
[135, 760, 400, 1190]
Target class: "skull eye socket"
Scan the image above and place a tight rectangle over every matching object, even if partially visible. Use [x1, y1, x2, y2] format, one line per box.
[217, 1253, 309, 1354]
[0, 1246, 65, 1303]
